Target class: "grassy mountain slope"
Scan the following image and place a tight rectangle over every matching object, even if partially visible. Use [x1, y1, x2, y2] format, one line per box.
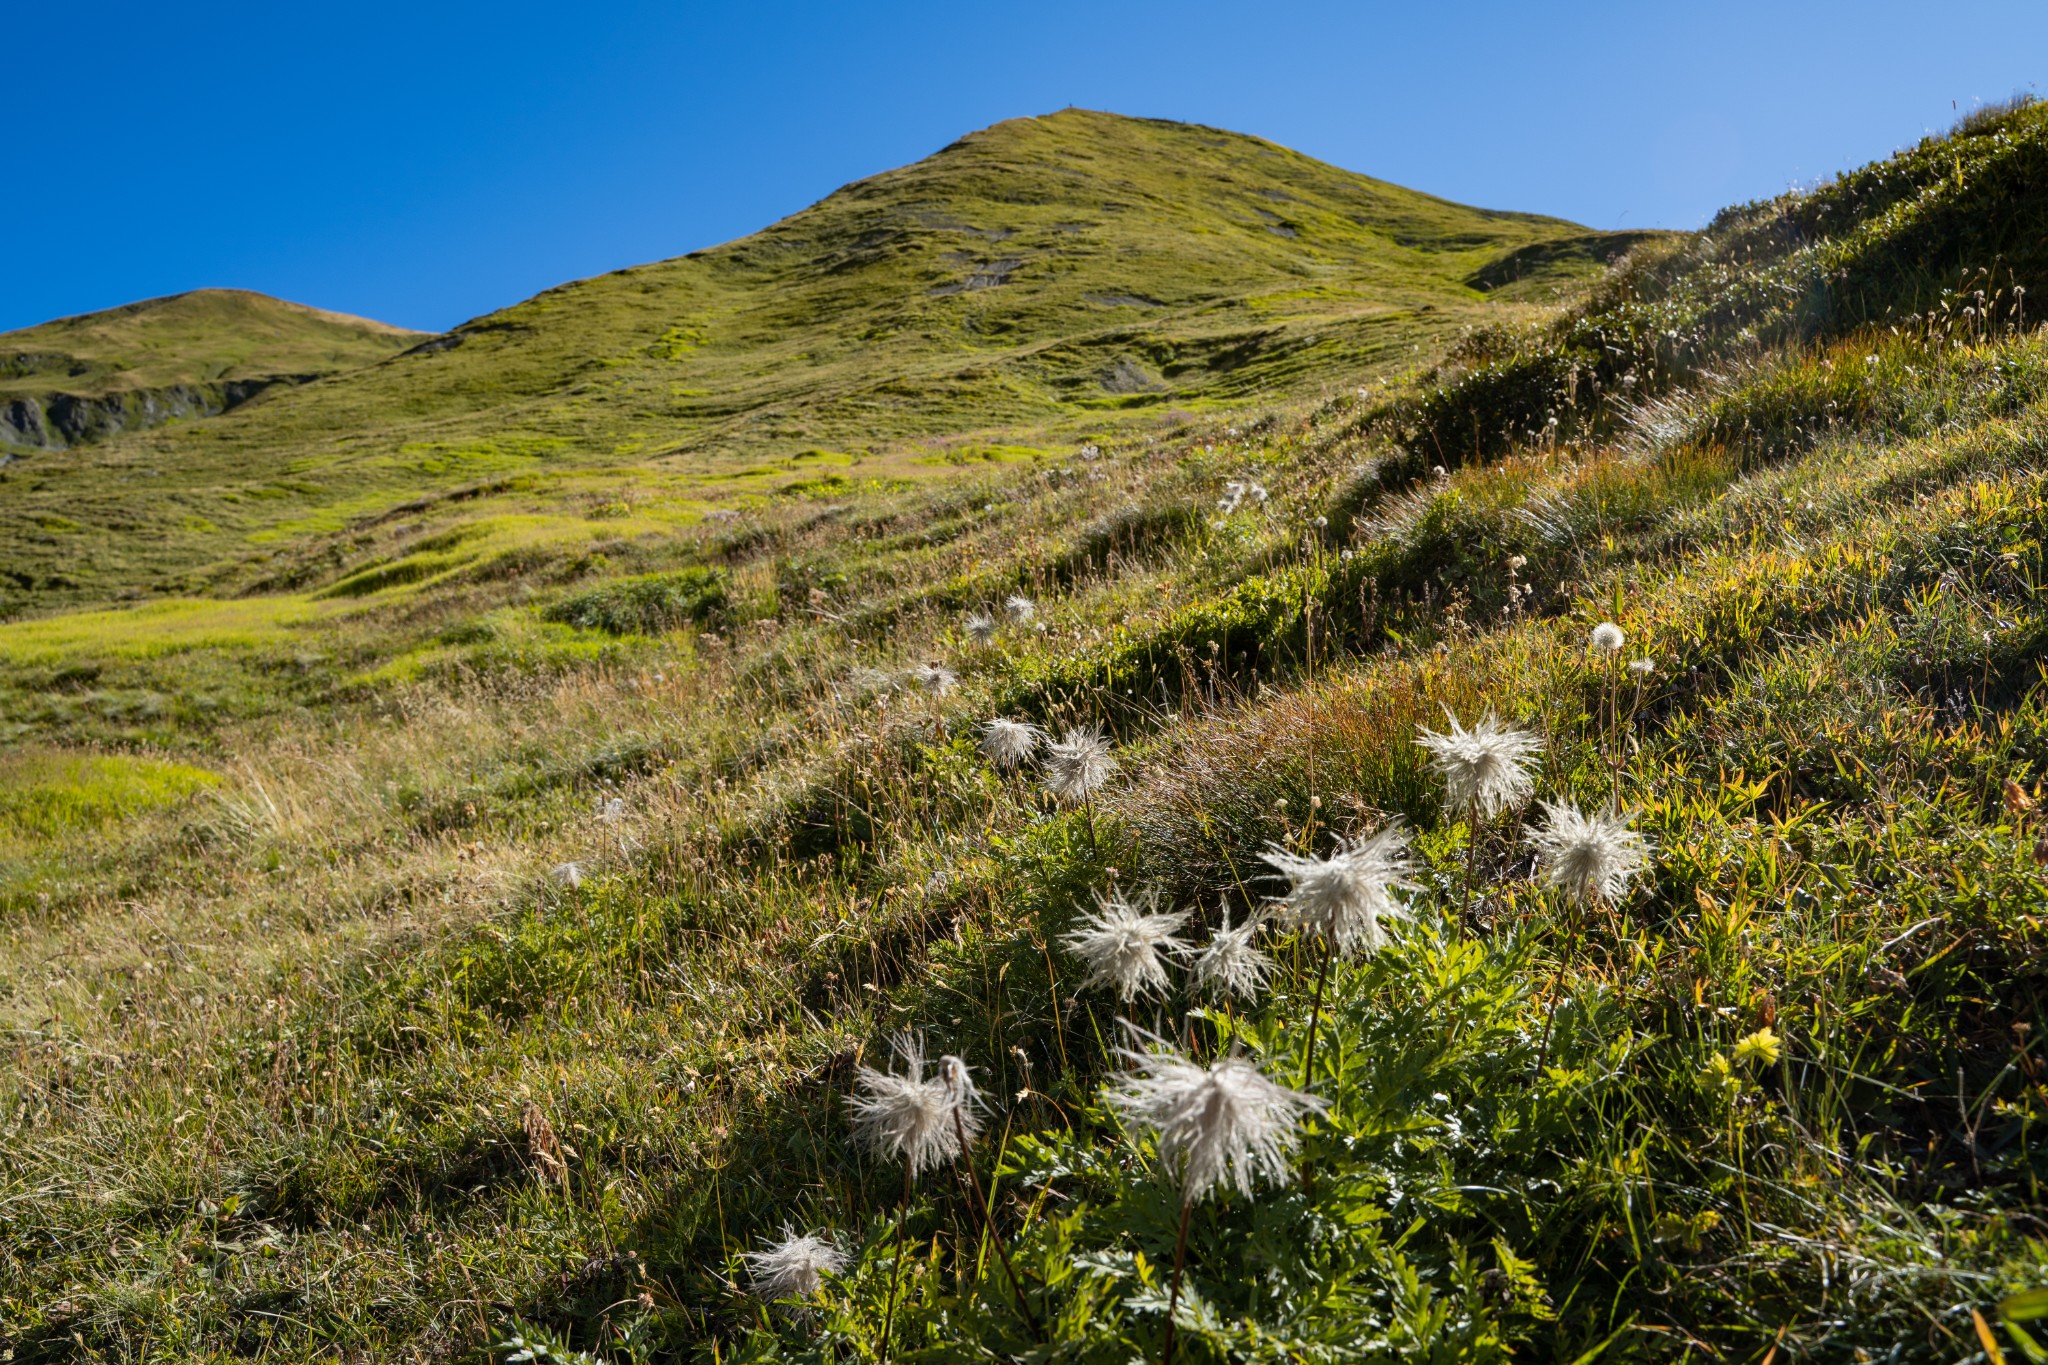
[10, 102, 2048, 1364]
[0, 289, 426, 452]
[0, 110, 1642, 609]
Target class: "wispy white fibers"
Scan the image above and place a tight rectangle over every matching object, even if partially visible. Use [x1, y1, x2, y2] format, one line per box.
[1528, 800, 1651, 905]
[1063, 889, 1191, 1001]
[908, 663, 959, 695]
[1105, 1028, 1326, 1203]
[1004, 594, 1037, 625]
[845, 1034, 982, 1177]
[979, 717, 1043, 770]
[1415, 710, 1542, 820]
[964, 609, 998, 645]
[1261, 824, 1416, 957]
[1590, 621, 1626, 653]
[1043, 725, 1116, 806]
[744, 1228, 847, 1300]
[1189, 904, 1274, 1001]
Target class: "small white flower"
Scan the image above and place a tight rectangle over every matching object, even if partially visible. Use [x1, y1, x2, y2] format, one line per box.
[1261, 824, 1415, 957]
[979, 717, 1043, 770]
[1063, 889, 1192, 1001]
[1415, 711, 1543, 820]
[548, 862, 584, 890]
[1590, 621, 1626, 653]
[1004, 594, 1037, 624]
[964, 610, 997, 645]
[1528, 800, 1652, 905]
[1105, 1029, 1326, 1203]
[1189, 904, 1274, 1001]
[744, 1228, 847, 1300]
[1043, 725, 1116, 805]
[845, 1034, 982, 1177]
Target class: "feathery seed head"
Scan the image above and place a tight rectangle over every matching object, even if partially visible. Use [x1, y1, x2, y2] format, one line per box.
[845, 1033, 977, 1176]
[1062, 889, 1192, 1001]
[979, 717, 1043, 770]
[1590, 621, 1626, 653]
[1415, 710, 1542, 819]
[1260, 823, 1415, 957]
[964, 610, 997, 645]
[1043, 725, 1116, 805]
[743, 1227, 847, 1300]
[1105, 1029, 1326, 1203]
[1628, 657, 1655, 677]
[1004, 594, 1037, 624]
[908, 663, 958, 695]
[548, 862, 584, 890]
[1189, 904, 1275, 1001]
[1528, 800, 1652, 906]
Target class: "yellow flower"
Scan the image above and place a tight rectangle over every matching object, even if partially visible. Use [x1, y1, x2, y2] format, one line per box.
[1734, 1027, 1782, 1068]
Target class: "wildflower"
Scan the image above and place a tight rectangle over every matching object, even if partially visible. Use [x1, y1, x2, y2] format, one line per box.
[1506, 554, 1527, 572]
[1063, 890, 1191, 1001]
[1528, 800, 1652, 905]
[1628, 658, 1655, 677]
[744, 1228, 847, 1300]
[1004, 594, 1037, 624]
[1590, 621, 1626, 653]
[1189, 904, 1274, 1001]
[1733, 1027, 1782, 1068]
[1261, 824, 1416, 957]
[1043, 724, 1116, 805]
[596, 796, 627, 823]
[908, 663, 958, 695]
[1105, 1030, 1326, 1202]
[845, 1033, 981, 1176]
[1312, 515, 1328, 529]
[1217, 480, 1268, 514]
[548, 862, 584, 890]
[964, 609, 997, 645]
[1415, 710, 1542, 820]
[979, 717, 1042, 770]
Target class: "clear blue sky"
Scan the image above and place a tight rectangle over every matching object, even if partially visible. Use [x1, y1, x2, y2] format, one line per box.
[6, 1, 2042, 335]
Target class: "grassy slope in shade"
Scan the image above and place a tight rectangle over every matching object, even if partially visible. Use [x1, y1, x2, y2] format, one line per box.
[11, 102, 2048, 1364]
[0, 109, 1640, 608]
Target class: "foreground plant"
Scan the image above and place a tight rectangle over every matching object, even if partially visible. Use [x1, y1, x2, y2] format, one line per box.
[1105, 1028, 1326, 1365]
[1063, 888, 1192, 1002]
[1415, 709, 1542, 935]
[743, 1227, 846, 1304]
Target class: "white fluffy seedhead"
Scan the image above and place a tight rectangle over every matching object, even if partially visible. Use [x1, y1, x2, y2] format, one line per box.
[1415, 710, 1543, 820]
[845, 1034, 981, 1177]
[1043, 725, 1116, 805]
[964, 610, 998, 645]
[979, 717, 1043, 770]
[1590, 621, 1626, 653]
[1528, 800, 1652, 906]
[1189, 904, 1274, 1002]
[1105, 1028, 1326, 1204]
[743, 1227, 847, 1300]
[1063, 889, 1192, 1001]
[908, 663, 959, 695]
[1260, 824, 1416, 958]
[1004, 594, 1037, 624]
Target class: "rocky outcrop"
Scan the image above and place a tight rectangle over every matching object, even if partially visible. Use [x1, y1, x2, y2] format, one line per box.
[0, 374, 318, 451]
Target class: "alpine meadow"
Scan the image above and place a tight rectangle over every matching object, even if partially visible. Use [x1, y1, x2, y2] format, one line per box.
[7, 99, 2048, 1362]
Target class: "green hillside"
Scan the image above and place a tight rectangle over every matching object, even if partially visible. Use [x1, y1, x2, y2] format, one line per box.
[0, 289, 425, 453]
[0, 110, 1643, 610]
[10, 100, 2048, 1364]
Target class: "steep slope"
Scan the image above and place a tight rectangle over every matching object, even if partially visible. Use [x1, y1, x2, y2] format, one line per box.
[0, 110, 1645, 608]
[0, 289, 426, 452]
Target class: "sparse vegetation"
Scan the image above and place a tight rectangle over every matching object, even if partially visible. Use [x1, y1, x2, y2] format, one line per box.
[6, 101, 2048, 1364]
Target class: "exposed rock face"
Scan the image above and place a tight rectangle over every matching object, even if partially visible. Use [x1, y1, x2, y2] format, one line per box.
[0, 374, 316, 451]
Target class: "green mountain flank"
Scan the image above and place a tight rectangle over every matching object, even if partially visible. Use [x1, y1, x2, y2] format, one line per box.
[0, 288, 425, 454]
[0, 109, 1648, 610]
[7, 99, 2048, 1364]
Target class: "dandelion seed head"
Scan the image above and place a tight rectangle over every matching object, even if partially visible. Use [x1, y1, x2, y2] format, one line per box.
[1529, 800, 1652, 906]
[1189, 904, 1275, 1001]
[964, 610, 997, 645]
[1105, 1031, 1326, 1203]
[979, 717, 1042, 770]
[548, 862, 584, 890]
[1415, 711, 1542, 819]
[1043, 725, 1116, 805]
[1062, 889, 1191, 1001]
[1590, 621, 1626, 653]
[1004, 594, 1037, 624]
[1628, 658, 1655, 677]
[845, 1033, 976, 1176]
[908, 663, 958, 695]
[743, 1227, 847, 1300]
[1260, 824, 1415, 957]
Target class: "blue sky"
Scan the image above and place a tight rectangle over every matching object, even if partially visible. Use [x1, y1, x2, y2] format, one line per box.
[7, 1, 2043, 335]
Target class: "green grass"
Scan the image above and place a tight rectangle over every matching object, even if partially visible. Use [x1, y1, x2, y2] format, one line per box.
[5, 102, 2048, 1365]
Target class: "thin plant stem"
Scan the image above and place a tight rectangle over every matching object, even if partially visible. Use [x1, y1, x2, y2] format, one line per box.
[879, 1163, 912, 1365]
[1301, 939, 1333, 1092]
[953, 1110, 1043, 1340]
[1460, 793, 1480, 939]
[1162, 1195, 1195, 1365]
